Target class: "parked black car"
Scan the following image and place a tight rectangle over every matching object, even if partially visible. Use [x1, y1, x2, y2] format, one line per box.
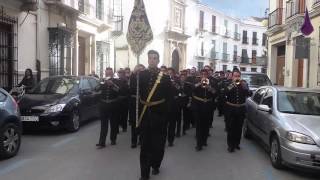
[19, 76, 100, 132]
[0, 88, 22, 159]
[241, 72, 272, 92]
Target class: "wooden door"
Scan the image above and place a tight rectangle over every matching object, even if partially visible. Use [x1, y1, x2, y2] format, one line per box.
[297, 59, 304, 87]
[276, 56, 285, 86]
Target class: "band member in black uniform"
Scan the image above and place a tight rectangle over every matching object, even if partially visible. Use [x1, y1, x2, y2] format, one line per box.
[128, 64, 145, 148]
[135, 50, 174, 180]
[192, 69, 217, 151]
[225, 69, 251, 153]
[206, 67, 219, 128]
[117, 69, 130, 132]
[217, 71, 226, 117]
[96, 68, 120, 148]
[166, 68, 180, 146]
[218, 72, 233, 131]
[179, 71, 193, 135]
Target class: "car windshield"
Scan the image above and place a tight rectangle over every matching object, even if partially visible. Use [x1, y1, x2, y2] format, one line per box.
[242, 74, 272, 87]
[278, 91, 320, 116]
[30, 77, 79, 95]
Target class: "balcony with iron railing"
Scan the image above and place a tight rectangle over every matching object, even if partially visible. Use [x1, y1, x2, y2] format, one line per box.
[268, 8, 284, 29]
[286, 0, 305, 20]
[223, 30, 231, 38]
[222, 53, 230, 61]
[312, 0, 320, 16]
[234, 32, 241, 41]
[242, 37, 249, 44]
[210, 51, 219, 60]
[252, 38, 259, 45]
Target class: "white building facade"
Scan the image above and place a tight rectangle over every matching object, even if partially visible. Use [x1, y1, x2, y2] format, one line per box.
[116, 0, 268, 73]
[0, 0, 113, 90]
[191, 4, 268, 72]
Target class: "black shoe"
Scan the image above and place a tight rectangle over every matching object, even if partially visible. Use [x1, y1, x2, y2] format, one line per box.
[228, 147, 234, 153]
[152, 168, 160, 175]
[139, 177, 149, 180]
[203, 142, 208, 147]
[168, 142, 174, 147]
[182, 131, 186, 135]
[195, 146, 202, 151]
[111, 141, 116, 145]
[236, 146, 241, 150]
[123, 129, 127, 132]
[96, 143, 106, 148]
[131, 143, 137, 149]
[176, 133, 181, 138]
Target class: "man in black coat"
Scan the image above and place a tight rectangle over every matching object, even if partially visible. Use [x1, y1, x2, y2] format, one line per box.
[134, 50, 174, 180]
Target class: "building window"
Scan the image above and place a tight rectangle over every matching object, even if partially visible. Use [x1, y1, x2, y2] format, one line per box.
[212, 15, 216, 33]
[0, 8, 18, 91]
[224, 19, 229, 36]
[198, 62, 204, 70]
[240, 67, 246, 72]
[241, 49, 249, 63]
[251, 68, 257, 72]
[48, 27, 73, 76]
[201, 42, 204, 56]
[96, 41, 110, 78]
[223, 42, 228, 60]
[223, 65, 228, 72]
[262, 33, 267, 46]
[199, 11, 204, 30]
[211, 40, 217, 59]
[233, 45, 238, 62]
[96, 0, 104, 20]
[252, 50, 257, 64]
[242, 30, 248, 44]
[253, 32, 258, 45]
[174, 7, 182, 28]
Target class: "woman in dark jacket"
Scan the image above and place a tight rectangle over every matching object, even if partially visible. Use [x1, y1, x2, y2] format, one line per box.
[18, 69, 36, 92]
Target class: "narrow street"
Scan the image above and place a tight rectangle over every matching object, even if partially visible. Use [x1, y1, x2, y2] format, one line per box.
[0, 114, 319, 180]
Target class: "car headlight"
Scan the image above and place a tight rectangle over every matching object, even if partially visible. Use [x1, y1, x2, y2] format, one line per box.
[45, 104, 66, 113]
[286, 132, 316, 145]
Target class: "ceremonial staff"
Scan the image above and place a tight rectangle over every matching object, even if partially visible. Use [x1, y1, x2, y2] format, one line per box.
[126, 0, 153, 128]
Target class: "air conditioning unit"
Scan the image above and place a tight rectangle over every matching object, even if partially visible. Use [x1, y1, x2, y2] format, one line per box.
[21, 0, 39, 12]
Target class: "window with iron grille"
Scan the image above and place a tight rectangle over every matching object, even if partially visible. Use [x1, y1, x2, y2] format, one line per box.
[96, 41, 110, 78]
[0, 7, 18, 91]
[199, 11, 204, 30]
[96, 0, 104, 20]
[48, 27, 73, 76]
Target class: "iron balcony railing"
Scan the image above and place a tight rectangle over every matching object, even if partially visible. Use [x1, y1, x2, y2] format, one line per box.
[286, 0, 305, 19]
[242, 37, 249, 44]
[315, 0, 320, 5]
[252, 38, 259, 45]
[210, 51, 219, 59]
[222, 53, 230, 61]
[234, 32, 241, 41]
[268, 8, 283, 28]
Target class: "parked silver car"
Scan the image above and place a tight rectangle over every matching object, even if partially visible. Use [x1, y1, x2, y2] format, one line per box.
[0, 88, 22, 159]
[241, 72, 272, 92]
[244, 86, 320, 170]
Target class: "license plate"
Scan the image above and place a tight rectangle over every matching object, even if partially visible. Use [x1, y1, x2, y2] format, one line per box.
[21, 116, 39, 122]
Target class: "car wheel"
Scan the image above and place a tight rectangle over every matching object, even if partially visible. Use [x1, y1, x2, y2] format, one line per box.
[0, 123, 21, 159]
[270, 135, 283, 169]
[243, 120, 252, 139]
[66, 109, 80, 132]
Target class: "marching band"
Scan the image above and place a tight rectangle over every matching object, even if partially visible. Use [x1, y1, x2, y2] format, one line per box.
[94, 50, 252, 180]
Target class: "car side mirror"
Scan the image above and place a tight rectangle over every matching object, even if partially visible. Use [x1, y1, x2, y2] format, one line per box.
[258, 104, 272, 113]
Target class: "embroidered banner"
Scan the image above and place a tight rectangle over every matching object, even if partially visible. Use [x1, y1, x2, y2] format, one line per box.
[126, 0, 153, 56]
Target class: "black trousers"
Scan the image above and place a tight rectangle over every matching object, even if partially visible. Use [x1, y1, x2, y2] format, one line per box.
[98, 103, 118, 144]
[129, 97, 139, 145]
[193, 103, 213, 147]
[225, 105, 246, 149]
[182, 107, 193, 130]
[140, 110, 167, 178]
[167, 109, 180, 144]
[119, 98, 129, 131]
[217, 97, 225, 115]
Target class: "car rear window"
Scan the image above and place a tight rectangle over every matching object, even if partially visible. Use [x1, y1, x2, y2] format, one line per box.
[242, 74, 272, 87]
[0, 91, 7, 102]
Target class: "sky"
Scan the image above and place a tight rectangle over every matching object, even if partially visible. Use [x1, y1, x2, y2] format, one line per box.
[202, 0, 269, 18]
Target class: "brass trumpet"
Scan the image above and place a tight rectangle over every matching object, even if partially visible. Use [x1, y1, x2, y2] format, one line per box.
[201, 78, 210, 88]
[235, 79, 241, 85]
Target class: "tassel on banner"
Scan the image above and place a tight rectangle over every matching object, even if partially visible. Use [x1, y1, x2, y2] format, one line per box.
[300, 8, 314, 36]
